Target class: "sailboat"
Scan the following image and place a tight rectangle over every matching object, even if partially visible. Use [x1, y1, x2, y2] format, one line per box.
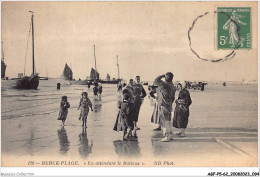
[99, 54, 120, 84]
[69, 45, 120, 85]
[1, 42, 7, 79]
[14, 11, 39, 89]
[68, 46, 98, 85]
[62, 63, 73, 80]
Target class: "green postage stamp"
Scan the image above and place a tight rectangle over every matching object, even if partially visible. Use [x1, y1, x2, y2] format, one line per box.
[217, 7, 251, 49]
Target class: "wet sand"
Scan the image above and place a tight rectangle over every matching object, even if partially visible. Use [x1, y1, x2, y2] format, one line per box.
[1, 82, 258, 167]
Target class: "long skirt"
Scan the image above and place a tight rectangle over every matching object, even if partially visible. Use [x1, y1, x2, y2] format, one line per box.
[172, 105, 189, 128]
[113, 111, 133, 132]
[151, 102, 160, 124]
[79, 108, 89, 121]
[132, 97, 142, 122]
[57, 109, 68, 120]
[159, 105, 172, 131]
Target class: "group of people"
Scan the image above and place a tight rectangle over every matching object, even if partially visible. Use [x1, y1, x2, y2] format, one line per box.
[184, 81, 207, 91]
[115, 72, 192, 142]
[57, 92, 93, 129]
[93, 81, 103, 100]
[150, 73, 192, 141]
[56, 72, 192, 142]
[113, 76, 147, 140]
[56, 80, 103, 129]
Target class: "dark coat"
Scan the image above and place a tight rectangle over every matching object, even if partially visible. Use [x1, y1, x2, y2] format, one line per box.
[173, 89, 192, 128]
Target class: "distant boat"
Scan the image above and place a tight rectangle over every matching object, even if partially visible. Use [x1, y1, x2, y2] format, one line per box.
[14, 11, 39, 90]
[99, 80, 118, 84]
[90, 67, 99, 80]
[63, 63, 73, 80]
[93, 46, 120, 84]
[70, 45, 120, 85]
[1, 42, 7, 79]
[69, 46, 99, 85]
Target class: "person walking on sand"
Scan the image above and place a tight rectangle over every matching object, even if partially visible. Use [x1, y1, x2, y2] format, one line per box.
[132, 76, 147, 130]
[154, 72, 176, 142]
[121, 79, 137, 136]
[117, 81, 122, 92]
[57, 96, 70, 126]
[98, 84, 103, 100]
[173, 82, 192, 137]
[57, 83, 61, 90]
[93, 84, 99, 100]
[78, 92, 93, 128]
[123, 79, 134, 103]
[150, 85, 161, 131]
[116, 93, 134, 140]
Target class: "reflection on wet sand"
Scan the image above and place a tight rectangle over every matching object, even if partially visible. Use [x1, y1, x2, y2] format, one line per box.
[113, 137, 141, 157]
[26, 127, 36, 156]
[78, 129, 93, 158]
[151, 132, 164, 157]
[57, 127, 70, 155]
[93, 103, 102, 113]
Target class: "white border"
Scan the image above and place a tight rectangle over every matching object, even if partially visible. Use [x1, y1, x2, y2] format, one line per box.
[0, 0, 259, 176]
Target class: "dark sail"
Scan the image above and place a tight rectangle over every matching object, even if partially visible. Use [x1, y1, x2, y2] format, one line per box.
[1, 59, 6, 79]
[106, 73, 110, 81]
[63, 63, 73, 80]
[90, 68, 99, 80]
[1, 42, 7, 79]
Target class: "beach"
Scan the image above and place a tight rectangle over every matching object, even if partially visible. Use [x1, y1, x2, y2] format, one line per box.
[1, 79, 258, 167]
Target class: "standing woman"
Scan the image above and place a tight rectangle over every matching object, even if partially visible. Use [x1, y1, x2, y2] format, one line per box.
[173, 82, 192, 137]
[132, 76, 146, 130]
[150, 85, 161, 131]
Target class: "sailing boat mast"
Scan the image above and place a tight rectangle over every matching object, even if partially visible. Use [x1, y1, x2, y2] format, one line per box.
[94, 45, 97, 80]
[30, 11, 35, 75]
[117, 55, 120, 80]
[14, 11, 39, 89]
[1, 42, 4, 62]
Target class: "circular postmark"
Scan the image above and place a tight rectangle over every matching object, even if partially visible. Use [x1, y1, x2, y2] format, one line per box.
[188, 11, 244, 63]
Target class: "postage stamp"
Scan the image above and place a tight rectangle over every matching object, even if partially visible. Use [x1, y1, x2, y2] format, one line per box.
[217, 7, 251, 49]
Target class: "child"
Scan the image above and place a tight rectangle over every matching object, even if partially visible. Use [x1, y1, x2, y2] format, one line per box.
[118, 93, 134, 140]
[57, 96, 70, 126]
[98, 84, 102, 99]
[93, 85, 98, 100]
[78, 92, 93, 128]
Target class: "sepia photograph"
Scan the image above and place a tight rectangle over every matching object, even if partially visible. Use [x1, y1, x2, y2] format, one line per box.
[1, 1, 258, 174]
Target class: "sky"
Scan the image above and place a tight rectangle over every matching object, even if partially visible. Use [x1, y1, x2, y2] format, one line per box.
[1, 1, 258, 82]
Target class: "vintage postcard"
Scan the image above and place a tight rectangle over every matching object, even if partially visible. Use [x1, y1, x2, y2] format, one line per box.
[1, 1, 258, 172]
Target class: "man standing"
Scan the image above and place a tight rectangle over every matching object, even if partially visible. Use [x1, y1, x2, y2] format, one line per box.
[132, 76, 147, 130]
[154, 72, 176, 142]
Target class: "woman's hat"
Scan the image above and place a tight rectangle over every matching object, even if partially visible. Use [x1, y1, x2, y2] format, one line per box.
[178, 81, 185, 87]
[61, 96, 67, 101]
[82, 92, 88, 96]
[123, 93, 129, 100]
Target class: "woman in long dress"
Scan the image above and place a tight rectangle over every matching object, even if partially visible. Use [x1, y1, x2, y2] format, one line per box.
[150, 85, 161, 131]
[173, 82, 192, 137]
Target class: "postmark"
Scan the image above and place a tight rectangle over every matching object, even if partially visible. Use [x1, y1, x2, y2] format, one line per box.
[217, 7, 251, 49]
[188, 11, 236, 63]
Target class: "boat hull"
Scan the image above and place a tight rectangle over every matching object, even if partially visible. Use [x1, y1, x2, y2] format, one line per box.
[14, 75, 39, 89]
[69, 80, 89, 85]
[99, 80, 119, 84]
